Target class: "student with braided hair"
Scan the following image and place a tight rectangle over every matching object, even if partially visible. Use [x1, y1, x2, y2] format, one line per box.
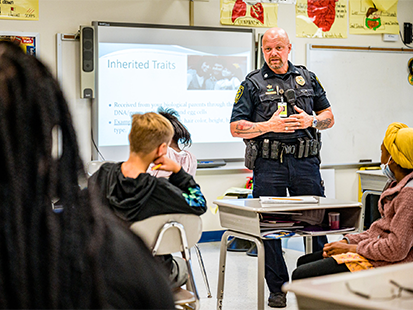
[0, 41, 174, 309]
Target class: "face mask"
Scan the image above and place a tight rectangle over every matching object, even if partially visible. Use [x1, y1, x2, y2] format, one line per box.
[381, 156, 396, 181]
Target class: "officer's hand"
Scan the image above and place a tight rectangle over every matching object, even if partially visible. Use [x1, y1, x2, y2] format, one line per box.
[268, 107, 299, 133]
[293, 106, 313, 129]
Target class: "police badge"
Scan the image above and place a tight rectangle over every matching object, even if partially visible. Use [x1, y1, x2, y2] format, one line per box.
[296, 76, 305, 86]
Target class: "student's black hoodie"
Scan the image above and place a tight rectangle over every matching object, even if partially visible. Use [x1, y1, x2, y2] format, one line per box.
[88, 162, 207, 222]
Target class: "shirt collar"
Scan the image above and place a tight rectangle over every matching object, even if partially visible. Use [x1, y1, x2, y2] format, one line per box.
[261, 61, 300, 79]
[381, 170, 413, 199]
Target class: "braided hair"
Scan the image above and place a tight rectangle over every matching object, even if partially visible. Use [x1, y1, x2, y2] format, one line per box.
[0, 41, 107, 308]
[157, 107, 192, 149]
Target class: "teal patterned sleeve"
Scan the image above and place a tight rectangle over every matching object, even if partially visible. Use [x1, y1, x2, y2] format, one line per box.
[182, 185, 206, 209]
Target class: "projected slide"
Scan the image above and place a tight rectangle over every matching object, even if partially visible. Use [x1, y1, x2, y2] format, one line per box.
[98, 43, 248, 148]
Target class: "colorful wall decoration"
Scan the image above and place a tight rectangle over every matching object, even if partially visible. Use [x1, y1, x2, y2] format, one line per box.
[0, 0, 38, 20]
[0, 34, 37, 56]
[349, 0, 399, 34]
[220, 0, 278, 28]
[296, 0, 347, 38]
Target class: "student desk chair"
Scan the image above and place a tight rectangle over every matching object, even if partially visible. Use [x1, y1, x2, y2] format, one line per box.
[130, 213, 205, 310]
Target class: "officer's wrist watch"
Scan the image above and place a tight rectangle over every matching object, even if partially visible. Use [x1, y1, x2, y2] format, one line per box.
[311, 115, 318, 128]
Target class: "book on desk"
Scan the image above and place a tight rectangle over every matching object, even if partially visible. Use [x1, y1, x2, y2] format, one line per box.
[260, 196, 319, 205]
[259, 211, 356, 237]
[295, 225, 356, 236]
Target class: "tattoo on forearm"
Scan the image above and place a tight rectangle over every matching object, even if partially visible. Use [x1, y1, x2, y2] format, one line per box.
[317, 118, 332, 130]
[234, 121, 262, 135]
[236, 121, 254, 131]
[234, 130, 263, 135]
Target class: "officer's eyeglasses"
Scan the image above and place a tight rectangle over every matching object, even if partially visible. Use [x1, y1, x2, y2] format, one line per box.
[345, 280, 413, 300]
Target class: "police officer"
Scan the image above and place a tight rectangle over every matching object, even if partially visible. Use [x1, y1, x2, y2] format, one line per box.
[230, 27, 334, 308]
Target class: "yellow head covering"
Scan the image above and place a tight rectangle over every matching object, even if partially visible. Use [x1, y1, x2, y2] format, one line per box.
[383, 122, 413, 169]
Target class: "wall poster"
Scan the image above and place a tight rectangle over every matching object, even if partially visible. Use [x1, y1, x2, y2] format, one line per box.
[296, 0, 347, 38]
[0, 0, 39, 20]
[0, 32, 38, 56]
[220, 0, 278, 28]
[349, 0, 399, 34]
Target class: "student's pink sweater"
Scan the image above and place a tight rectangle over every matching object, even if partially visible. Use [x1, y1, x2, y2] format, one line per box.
[346, 171, 413, 267]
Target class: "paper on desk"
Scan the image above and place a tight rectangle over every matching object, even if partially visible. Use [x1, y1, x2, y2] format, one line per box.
[260, 196, 319, 205]
[260, 221, 297, 228]
[296, 226, 356, 236]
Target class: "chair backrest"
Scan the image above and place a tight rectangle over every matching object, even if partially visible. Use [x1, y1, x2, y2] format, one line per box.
[130, 213, 202, 255]
[86, 160, 114, 176]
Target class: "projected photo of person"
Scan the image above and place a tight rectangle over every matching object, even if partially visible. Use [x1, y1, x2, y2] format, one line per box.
[187, 56, 211, 90]
[214, 63, 244, 90]
[187, 55, 247, 91]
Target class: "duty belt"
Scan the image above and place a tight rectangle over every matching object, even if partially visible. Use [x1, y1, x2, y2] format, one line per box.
[258, 138, 320, 163]
[243, 137, 321, 170]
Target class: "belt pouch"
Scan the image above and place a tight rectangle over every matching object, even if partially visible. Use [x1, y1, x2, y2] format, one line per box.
[310, 140, 318, 156]
[262, 139, 270, 159]
[270, 140, 280, 160]
[296, 138, 305, 158]
[304, 138, 310, 158]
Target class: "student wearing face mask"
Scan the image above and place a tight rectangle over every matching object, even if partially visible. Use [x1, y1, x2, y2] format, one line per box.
[291, 122, 413, 281]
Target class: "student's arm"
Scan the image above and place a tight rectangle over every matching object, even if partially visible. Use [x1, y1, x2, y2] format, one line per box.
[322, 240, 357, 258]
[355, 190, 413, 262]
[168, 168, 207, 214]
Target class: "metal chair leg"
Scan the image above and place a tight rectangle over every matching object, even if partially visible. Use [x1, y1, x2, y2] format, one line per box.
[194, 244, 212, 298]
[217, 231, 230, 310]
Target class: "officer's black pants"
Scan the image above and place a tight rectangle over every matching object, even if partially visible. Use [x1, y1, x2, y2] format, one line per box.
[253, 155, 327, 293]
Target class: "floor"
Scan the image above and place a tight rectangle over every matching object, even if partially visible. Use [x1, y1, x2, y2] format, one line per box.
[190, 235, 342, 310]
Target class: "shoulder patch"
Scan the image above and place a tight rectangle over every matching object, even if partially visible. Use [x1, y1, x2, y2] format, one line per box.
[234, 85, 244, 104]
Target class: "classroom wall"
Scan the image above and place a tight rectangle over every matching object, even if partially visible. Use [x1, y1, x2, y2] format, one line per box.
[2, 0, 412, 231]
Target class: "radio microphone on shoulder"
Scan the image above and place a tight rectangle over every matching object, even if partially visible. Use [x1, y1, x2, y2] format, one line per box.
[285, 89, 314, 139]
[284, 89, 296, 106]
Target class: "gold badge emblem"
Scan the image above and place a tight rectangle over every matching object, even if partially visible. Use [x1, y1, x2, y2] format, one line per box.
[296, 76, 305, 86]
[234, 85, 244, 104]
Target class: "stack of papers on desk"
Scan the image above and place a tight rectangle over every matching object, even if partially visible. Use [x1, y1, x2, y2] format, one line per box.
[260, 221, 297, 228]
[296, 226, 356, 236]
[260, 196, 319, 205]
[260, 221, 303, 233]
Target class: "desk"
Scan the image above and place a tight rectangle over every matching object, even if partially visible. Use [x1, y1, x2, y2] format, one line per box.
[283, 262, 413, 310]
[357, 169, 387, 193]
[213, 198, 363, 310]
[357, 170, 388, 228]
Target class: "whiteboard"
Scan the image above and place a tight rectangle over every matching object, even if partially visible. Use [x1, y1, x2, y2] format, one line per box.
[307, 45, 413, 165]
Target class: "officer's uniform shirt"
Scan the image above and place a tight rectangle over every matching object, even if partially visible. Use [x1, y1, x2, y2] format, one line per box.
[230, 61, 331, 141]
